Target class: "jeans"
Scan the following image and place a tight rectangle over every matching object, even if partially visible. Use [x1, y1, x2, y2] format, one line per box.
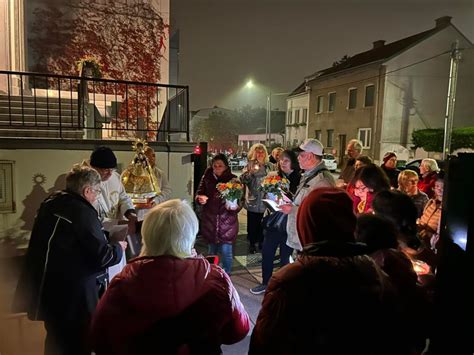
[261, 229, 293, 285]
[208, 243, 233, 275]
[247, 211, 264, 246]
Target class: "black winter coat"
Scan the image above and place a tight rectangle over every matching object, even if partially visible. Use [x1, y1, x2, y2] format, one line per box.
[13, 191, 123, 323]
[196, 168, 239, 244]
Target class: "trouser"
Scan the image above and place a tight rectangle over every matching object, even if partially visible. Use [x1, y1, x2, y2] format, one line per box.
[247, 211, 264, 246]
[44, 317, 90, 355]
[208, 243, 233, 275]
[261, 229, 293, 285]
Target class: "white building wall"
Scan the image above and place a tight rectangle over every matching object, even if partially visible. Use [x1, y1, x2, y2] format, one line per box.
[286, 92, 309, 147]
[0, 147, 192, 236]
[380, 26, 474, 160]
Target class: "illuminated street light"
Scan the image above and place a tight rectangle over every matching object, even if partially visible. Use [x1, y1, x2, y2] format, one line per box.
[245, 80, 254, 89]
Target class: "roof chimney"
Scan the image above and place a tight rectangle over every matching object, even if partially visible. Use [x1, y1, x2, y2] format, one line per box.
[435, 16, 452, 28]
[373, 40, 386, 49]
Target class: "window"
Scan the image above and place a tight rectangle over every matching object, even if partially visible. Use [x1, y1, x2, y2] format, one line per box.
[358, 128, 372, 148]
[287, 110, 292, 124]
[327, 129, 334, 147]
[316, 96, 324, 113]
[328, 92, 336, 112]
[348, 88, 357, 109]
[315, 130, 322, 141]
[365, 85, 375, 107]
[302, 108, 308, 123]
[294, 109, 300, 123]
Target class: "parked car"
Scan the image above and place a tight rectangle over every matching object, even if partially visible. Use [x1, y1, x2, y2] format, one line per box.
[399, 158, 446, 175]
[322, 154, 337, 172]
[229, 156, 247, 170]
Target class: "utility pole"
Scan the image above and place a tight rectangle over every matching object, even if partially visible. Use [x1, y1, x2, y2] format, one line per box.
[442, 41, 461, 160]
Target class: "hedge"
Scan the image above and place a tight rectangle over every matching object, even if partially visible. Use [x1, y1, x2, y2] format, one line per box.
[412, 127, 474, 152]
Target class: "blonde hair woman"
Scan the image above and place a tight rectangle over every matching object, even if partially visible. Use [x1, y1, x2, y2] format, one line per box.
[398, 169, 429, 217]
[90, 199, 250, 354]
[240, 143, 274, 254]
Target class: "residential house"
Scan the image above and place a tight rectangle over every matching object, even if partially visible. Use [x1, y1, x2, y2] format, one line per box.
[304, 16, 473, 163]
[285, 82, 310, 148]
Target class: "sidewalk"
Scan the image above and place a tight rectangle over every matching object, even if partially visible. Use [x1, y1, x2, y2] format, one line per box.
[195, 208, 265, 355]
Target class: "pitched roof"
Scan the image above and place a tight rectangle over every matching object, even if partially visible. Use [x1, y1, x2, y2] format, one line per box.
[305, 20, 451, 82]
[289, 81, 307, 97]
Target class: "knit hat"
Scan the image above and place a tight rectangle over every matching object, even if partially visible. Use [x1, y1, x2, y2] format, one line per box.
[296, 187, 356, 246]
[90, 146, 117, 168]
[382, 151, 397, 164]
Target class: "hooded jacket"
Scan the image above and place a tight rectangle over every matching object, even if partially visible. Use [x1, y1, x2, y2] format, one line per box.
[196, 167, 240, 244]
[250, 188, 409, 355]
[90, 256, 250, 355]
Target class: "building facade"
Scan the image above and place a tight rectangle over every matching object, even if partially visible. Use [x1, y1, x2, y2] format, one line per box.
[305, 17, 473, 163]
[285, 83, 310, 148]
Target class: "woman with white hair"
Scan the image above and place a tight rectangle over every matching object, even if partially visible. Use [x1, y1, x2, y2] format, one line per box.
[90, 199, 250, 355]
[418, 158, 440, 199]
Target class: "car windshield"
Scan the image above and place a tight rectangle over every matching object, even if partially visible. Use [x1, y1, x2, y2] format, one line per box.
[323, 154, 335, 160]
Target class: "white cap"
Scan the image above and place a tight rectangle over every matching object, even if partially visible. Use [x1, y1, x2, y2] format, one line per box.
[299, 138, 324, 156]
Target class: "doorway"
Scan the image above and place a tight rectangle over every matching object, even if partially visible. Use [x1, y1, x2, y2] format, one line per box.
[338, 134, 346, 166]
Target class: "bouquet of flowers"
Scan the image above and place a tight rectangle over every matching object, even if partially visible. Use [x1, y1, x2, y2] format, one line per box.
[259, 174, 289, 200]
[216, 179, 244, 209]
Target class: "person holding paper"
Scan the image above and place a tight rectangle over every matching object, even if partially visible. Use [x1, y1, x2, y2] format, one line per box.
[250, 150, 301, 295]
[88, 146, 136, 281]
[13, 165, 125, 355]
[280, 139, 335, 252]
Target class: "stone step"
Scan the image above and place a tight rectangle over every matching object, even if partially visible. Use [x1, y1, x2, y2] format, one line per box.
[0, 99, 78, 110]
[0, 106, 79, 116]
[0, 113, 80, 126]
[0, 95, 79, 105]
[0, 127, 84, 139]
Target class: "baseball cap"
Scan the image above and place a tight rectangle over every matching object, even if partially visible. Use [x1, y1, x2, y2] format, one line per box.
[299, 138, 324, 156]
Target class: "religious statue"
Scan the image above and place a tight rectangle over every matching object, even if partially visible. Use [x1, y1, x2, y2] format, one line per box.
[121, 139, 161, 208]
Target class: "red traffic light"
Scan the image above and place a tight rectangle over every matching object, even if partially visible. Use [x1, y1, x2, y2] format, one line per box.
[194, 145, 202, 155]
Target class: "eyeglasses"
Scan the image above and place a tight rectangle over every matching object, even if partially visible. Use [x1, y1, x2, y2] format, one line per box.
[354, 185, 368, 192]
[407, 179, 418, 184]
[91, 187, 102, 195]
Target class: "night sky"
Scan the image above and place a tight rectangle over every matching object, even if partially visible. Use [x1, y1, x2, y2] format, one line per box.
[171, 0, 473, 111]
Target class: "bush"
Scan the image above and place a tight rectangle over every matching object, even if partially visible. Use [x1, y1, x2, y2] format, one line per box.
[412, 127, 474, 152]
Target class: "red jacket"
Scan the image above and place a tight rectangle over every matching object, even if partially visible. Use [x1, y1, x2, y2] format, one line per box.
[90, 256, 250, 355]
[418, 171, 437, 199]
[196, 167, 240, 244]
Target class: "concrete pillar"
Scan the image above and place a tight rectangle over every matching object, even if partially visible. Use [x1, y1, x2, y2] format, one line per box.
[0, 0, 27, 95]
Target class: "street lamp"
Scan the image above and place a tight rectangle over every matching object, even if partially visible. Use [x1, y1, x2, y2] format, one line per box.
[266, 92, 290, 147]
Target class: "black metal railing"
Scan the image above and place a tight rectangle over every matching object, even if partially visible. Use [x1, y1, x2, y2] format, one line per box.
[0, 70, 190, 141]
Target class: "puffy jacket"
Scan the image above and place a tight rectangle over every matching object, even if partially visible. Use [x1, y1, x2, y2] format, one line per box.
[196, 167, 240, 244]
[90, 256, 250, 355]
[13, 191, 123, 322]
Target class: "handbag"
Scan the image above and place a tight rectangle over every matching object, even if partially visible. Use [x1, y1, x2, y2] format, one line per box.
[262, 211, 288, 234]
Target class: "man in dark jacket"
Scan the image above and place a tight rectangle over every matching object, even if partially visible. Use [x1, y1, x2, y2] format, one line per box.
[14, 165, 126, 355]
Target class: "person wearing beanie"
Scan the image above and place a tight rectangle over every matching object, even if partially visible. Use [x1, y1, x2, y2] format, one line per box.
[381, 151, 400, 189]
[88, 146, 136, 281]
[250, 187, 409, 355]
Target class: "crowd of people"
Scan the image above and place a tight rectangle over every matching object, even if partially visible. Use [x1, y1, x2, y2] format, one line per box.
[12, 138, 453, 354]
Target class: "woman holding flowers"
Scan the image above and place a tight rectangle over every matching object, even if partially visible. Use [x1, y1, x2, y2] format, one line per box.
[250, 149, 301, 294]
[240, 144, 275, 254]
[196, 154, 241, 274]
